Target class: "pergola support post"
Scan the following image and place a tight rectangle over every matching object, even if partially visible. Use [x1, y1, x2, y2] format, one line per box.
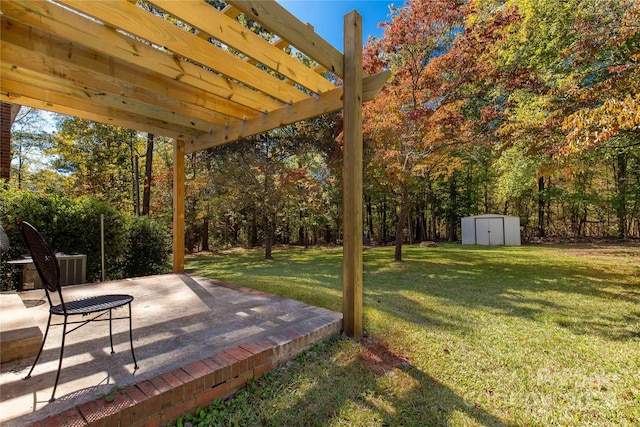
[342, 10, 363, 341]
[173, 139, 185, 273]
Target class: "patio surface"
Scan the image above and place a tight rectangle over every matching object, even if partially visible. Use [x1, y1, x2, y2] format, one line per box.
[0, 274, 342, 426]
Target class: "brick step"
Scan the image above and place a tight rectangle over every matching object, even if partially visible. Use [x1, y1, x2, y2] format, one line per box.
[0, 293, 43, 364]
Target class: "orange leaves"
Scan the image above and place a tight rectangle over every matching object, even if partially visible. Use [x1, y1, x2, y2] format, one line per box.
[619, 0, 639, 42]
[480, 105, 504, 122]
[382, 150, 401, 161]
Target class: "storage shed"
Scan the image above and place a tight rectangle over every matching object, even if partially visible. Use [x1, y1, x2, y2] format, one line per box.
[461, 214, 521, 246]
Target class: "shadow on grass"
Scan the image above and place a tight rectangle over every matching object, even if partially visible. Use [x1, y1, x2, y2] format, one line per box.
[183, 245, 639, 425]
[363, 245, 640, 342]
[186, 244, 640, 342]
[237, 338, 514, 427]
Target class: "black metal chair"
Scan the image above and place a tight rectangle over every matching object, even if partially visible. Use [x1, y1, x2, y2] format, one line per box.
[20, 221, 138, 402]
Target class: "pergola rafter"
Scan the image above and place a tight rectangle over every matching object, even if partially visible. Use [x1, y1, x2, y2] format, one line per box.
[0, 0, 389, 340]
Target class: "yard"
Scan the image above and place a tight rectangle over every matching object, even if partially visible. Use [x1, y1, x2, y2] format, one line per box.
[184, 242, 640, 426]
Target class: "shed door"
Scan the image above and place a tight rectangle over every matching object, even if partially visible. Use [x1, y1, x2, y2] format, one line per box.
[475, 218, 505, 245]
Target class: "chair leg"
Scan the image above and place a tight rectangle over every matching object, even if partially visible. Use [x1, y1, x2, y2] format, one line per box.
[128, 303, 138, 370]
[109, 308, 115, 354]
[49, 316, 68, 402]
[24, 312, 52, 380]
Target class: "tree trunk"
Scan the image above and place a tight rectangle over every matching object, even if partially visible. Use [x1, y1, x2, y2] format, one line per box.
[394, 181, 410, 261]
[142, 133, 154, 215]
[415, 206, 425, 242]
[131, 153, 140, 215]
[298, 210, 306, 246]
[250, 211, 258, 248]
[427, 180, 437, 241]
[407, 208, 414, 244]
[418, 190, 427, 242]
[186, 223, 195, 253]
[382, 197, 388, 244]
[366, 195, 374, 240]
[615, 152, 628, 239]
[17, 139, 24, 189]
[201, 216, 209, 251]
[484, 162, 490, 213]
[264, 211, 273, 260]
[263, 159, 273, 259]
[231, 215, 239, 244]
[284, 216, 290, 245]
[546, 177, 552, 234]
[538, 176, 545, 238]
[448, 175, 457, 242]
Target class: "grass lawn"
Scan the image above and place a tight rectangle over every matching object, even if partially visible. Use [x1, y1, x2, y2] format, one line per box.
[183, 243, 640, 426]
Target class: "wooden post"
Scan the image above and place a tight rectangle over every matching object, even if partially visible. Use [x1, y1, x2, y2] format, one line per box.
[173, 139, 185, 273]
[342, 10, 363, 340]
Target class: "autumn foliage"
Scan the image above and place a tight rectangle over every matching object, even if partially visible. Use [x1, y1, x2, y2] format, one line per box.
[7, 0, 639, 255]
[363, 0, 639, 246]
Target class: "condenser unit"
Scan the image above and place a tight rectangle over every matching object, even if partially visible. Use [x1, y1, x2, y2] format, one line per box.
[10, 253, 86, 290]
[56, 253, 87, 286]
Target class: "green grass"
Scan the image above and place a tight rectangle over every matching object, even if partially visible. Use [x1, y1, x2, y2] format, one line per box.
[181, 243, 640, 426]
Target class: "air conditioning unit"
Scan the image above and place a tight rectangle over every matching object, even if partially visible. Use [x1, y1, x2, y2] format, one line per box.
[11, 253, 87, 290]
[57, 254, 87, 286]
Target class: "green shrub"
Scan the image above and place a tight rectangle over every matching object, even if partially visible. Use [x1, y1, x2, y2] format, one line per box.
[0, 188, 171, 285]
[48, 194, 129, 281]
[122, 215, 172, 277]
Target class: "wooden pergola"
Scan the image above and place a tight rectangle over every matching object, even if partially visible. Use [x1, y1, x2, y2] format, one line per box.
[0, 0, 389, 340]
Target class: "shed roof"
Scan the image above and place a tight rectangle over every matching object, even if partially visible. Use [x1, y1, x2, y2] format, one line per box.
[0, 0, 388, 152]
[463, 214, 520, 219]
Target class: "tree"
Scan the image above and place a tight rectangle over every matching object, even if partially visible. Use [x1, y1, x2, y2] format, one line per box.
[436, 0, 639, 239]
[50, 118, 145, 211]
[9, 108, 54, 190]
[195, 123, 328, 258]
[364, 0, 466, 260]
[142, 133, 154, 216]
[491, 0, 639, 238]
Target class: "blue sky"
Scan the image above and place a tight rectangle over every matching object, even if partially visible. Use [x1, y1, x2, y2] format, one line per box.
[278, 0, 399, 49]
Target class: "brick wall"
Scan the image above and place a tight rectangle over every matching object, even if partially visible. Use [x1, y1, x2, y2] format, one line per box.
[0, 102, 12, 183]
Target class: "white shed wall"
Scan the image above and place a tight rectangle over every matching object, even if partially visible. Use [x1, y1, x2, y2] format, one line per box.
[461, 217, 476, 244]
[503, 217, 521, 246]
[461, 214, 521, 246]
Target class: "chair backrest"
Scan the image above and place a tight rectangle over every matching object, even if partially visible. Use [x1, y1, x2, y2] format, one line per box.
[20, 222, 62, 300]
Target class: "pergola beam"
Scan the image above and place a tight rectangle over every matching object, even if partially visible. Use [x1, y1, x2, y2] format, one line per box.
[228, 0, 344, 77]
[0, 31, 237, 127]
[55, 0, 313, 105]
[187, 70, 389, 152]
[1, 0, 287, 117]
[0, 63, 223, 133]
[146, 0, 336, 95]
[0, 79, 190, 139]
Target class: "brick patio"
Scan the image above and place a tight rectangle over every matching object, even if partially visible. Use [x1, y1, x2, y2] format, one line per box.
[0, 274, 342, 426]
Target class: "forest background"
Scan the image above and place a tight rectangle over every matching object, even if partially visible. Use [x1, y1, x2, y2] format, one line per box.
[4, 0, 640, 263]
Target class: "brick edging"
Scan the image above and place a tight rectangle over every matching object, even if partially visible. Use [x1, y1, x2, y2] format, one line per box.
[27, 318, 342, 427]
